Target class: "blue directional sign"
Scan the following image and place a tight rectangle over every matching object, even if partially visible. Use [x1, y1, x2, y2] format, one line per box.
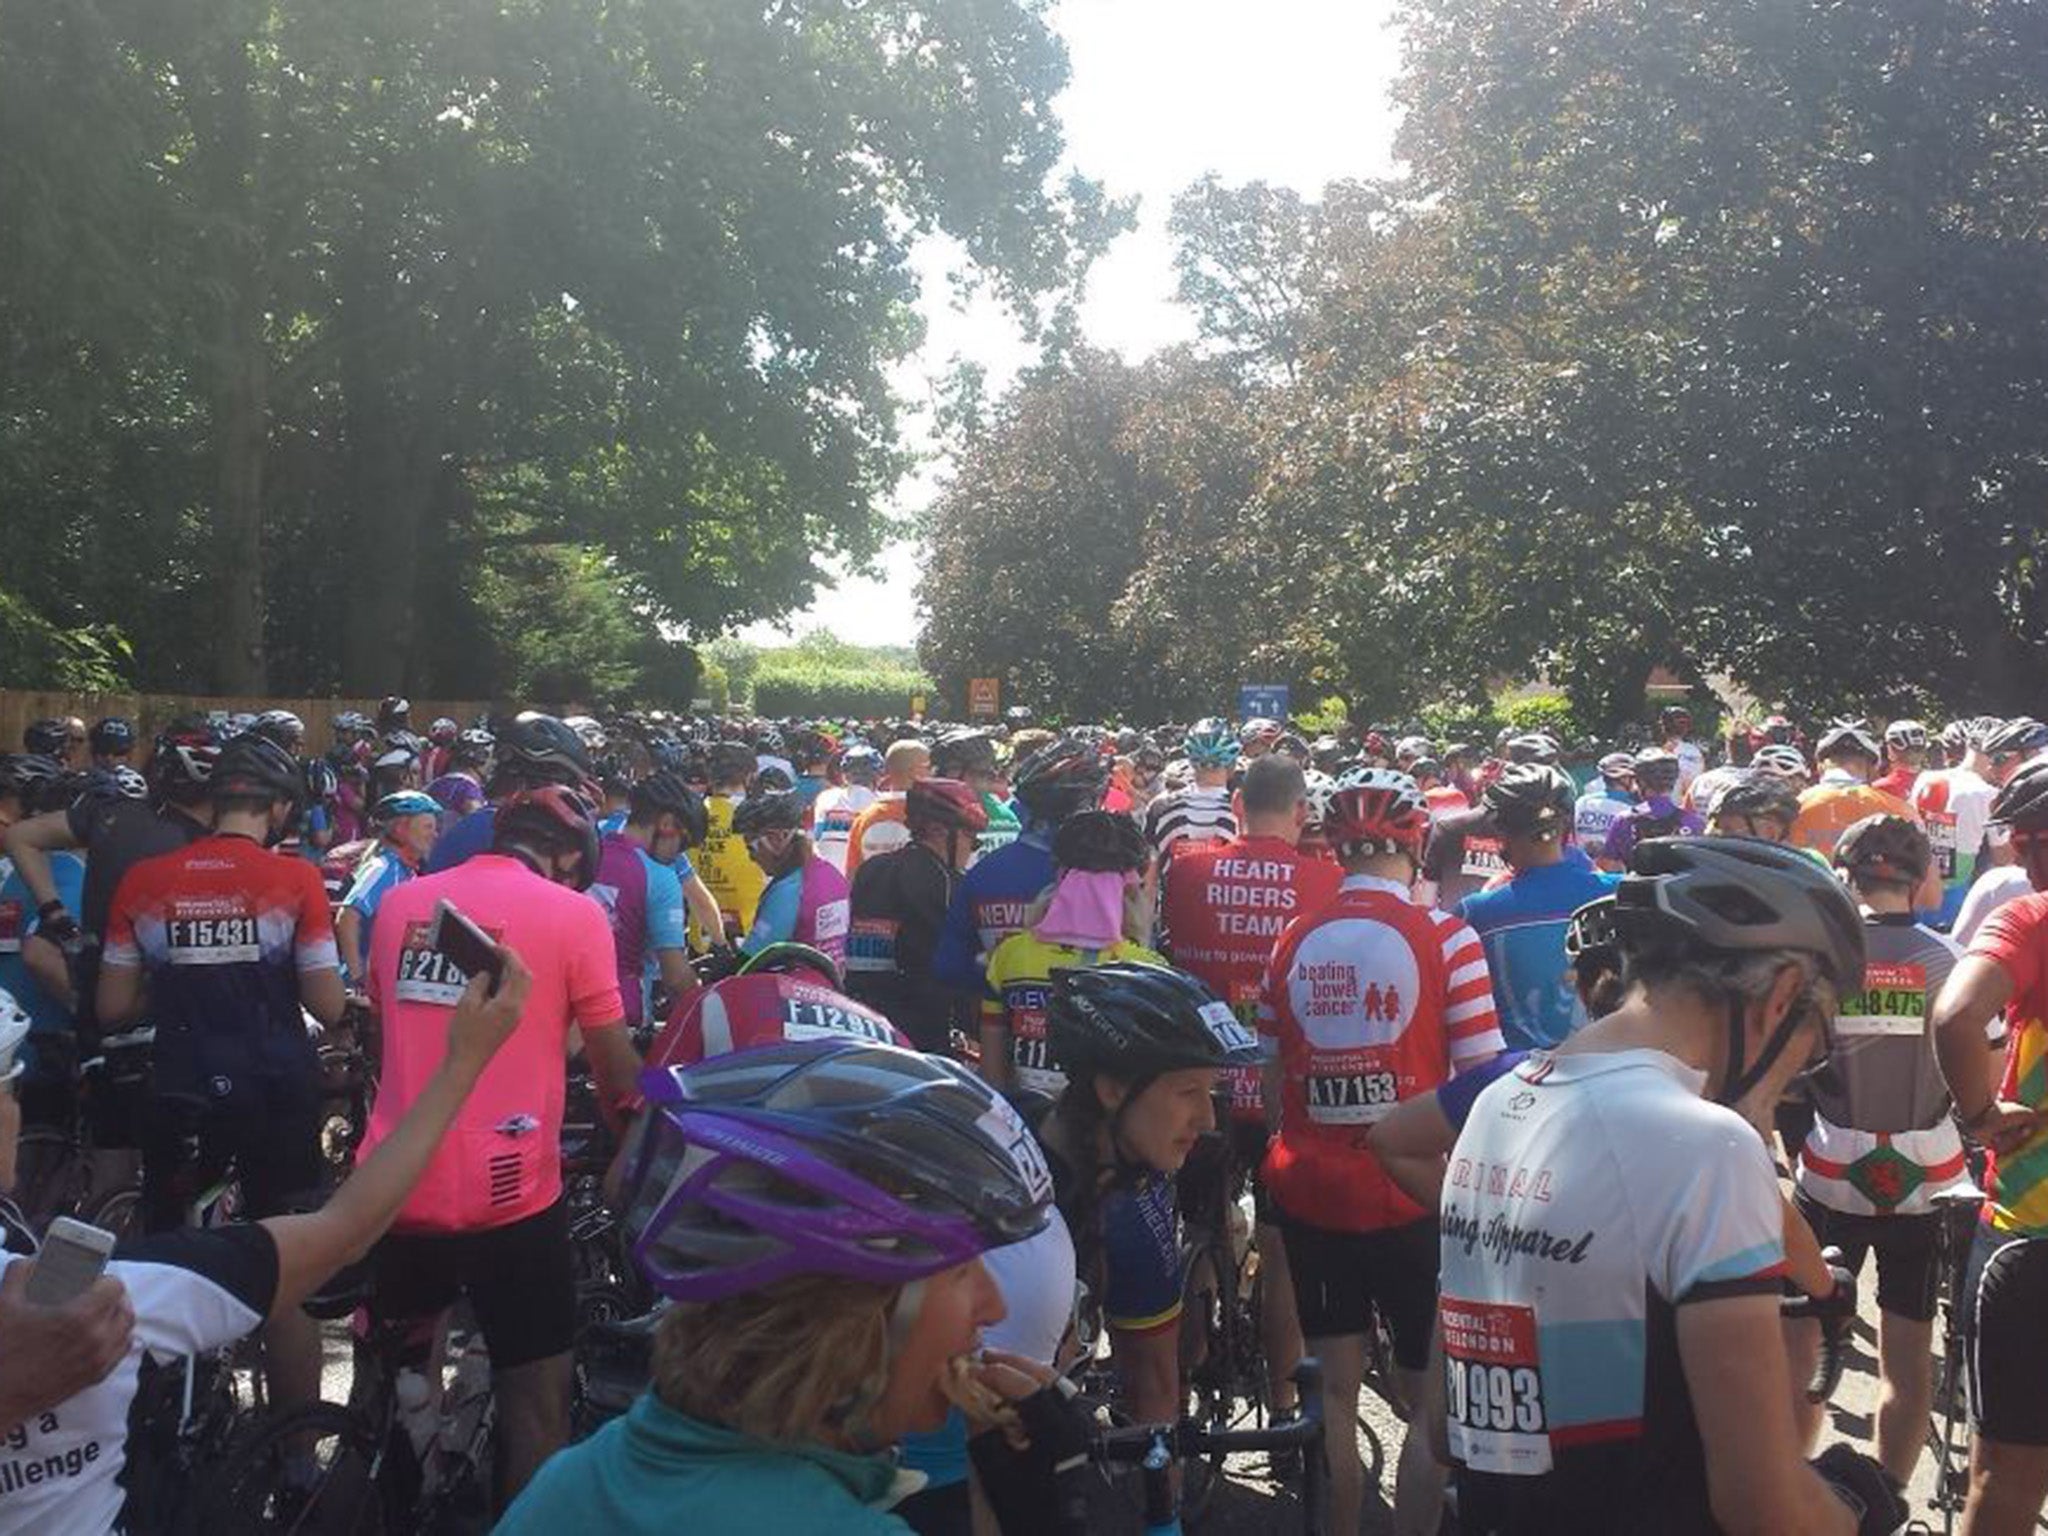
[1238, 684, 1291, 721]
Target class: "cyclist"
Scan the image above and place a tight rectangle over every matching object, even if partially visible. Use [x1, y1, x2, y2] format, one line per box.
[361, 783, 640, 1505]
[0, 759, 87, 1116]
[1573, 752, 1637, 852]
[1982, 715, 2048, 790]
[1038, 962, 1263, 1428]
[929, 728, 1017, 863]
[1915, 717, 2000, 929]
[1926, 757, 2048, 1535]
[1438, 836, 1898, 1535]
[1158, 752, 1341, 1414]
[1791, 722, 1916, 859]
[1754, 741, 1814, 788]
[1240, 718, 1283, 761]
[596, 769, 725, 1023]
[1659, 703, 1706, 799]
[335, 788, 442, 985]
[845, 778, 989, 1051]
[734, 790, 852, 966]
[22, 719, 82, 770]
[87, 717, 135, 773]
[1458, 764, 1619, 1051]
[426, 727, 493, 819]
[1704, 768, 1803, 845]
[698, 739, 770, 940]
[1597, 747, 1701, 871]
[426, 711, 593, 873]
[1142, 718, 1241, 866]
[1874, 720, 1931, 800]
[1411, 756, 1469, 816]
[1259, 769, 1503, 1536]
[980, 810, 1160, 1099]
[0, 947, 531, 1536]
[425, 715, 460, 781]
[1787, 815, 1964, 1487]
[7, 715, 222, 1051]
[96, 731, 343, 1423]
[811, 742, 881, 874]
[931, 738, 1107, 1004]
[844, 738, 933, 879]
[500, 1037, 1082, 1536]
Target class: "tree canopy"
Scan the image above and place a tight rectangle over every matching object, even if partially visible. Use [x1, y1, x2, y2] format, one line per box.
[919, 0, 2048, 729]
[0, 0, 1106, 701]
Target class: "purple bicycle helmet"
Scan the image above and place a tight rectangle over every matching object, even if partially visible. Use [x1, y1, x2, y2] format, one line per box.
[626, 1038, 1052, 1302]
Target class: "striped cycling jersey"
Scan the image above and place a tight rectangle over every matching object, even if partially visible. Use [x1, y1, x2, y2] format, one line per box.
[1143, 786, 1238, 862]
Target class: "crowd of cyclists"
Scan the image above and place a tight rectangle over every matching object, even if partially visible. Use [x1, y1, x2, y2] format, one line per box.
[0, 693, 2046, 1533]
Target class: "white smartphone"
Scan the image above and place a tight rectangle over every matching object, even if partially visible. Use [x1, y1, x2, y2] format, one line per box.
[24, 1217, 116, 1306]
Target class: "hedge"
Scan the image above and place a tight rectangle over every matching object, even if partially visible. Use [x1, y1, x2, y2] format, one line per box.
[751, 662, 932, 719]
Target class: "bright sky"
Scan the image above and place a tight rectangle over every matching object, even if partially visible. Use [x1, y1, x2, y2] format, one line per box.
[741, 0, 1406, 648]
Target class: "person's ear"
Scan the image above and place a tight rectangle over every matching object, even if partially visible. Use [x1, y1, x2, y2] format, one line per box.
[1093, 1073, 1128, 1116]
[1756, 962, 1809, 1036]
[1293, 799, 1309, 832]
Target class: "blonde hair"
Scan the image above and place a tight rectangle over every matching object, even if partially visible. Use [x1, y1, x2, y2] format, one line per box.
[652, 1273, 897, 1445]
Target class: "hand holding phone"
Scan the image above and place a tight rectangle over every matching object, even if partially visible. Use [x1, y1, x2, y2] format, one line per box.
[429, 900, 506, 996]
[24, 1218, 117, 1307]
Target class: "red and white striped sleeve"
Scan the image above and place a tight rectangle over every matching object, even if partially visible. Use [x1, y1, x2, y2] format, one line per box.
[1435, 913, 1505, 1067]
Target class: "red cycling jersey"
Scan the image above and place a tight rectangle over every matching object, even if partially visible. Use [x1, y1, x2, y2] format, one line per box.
[1161, 834, 1342, 1123]
[1259, 872, 1504, 1231]
[640, 970, 909, 1105]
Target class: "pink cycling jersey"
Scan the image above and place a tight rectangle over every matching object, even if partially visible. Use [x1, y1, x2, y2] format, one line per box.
[361, 853, 624, 1233]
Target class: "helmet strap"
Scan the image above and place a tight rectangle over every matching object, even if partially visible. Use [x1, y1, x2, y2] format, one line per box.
[1714, 988, 1803, 1109]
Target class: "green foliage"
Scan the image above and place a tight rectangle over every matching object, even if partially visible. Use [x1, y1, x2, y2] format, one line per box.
[751, 660, 933, 721]
[1418, 701, 1503, 750]
[1497, 693, 1581, 744]
[1292, 695, 1353, 737]
[0, 0, 1104, 698]
[696, 662, 730, 714]
[0, 590, 132, 692]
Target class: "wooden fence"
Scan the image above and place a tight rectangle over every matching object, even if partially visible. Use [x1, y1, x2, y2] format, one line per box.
[0, 692, 494, 753]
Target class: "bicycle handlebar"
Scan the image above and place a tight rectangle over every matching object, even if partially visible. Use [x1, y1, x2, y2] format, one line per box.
[1088, 1357, 1326, 1461]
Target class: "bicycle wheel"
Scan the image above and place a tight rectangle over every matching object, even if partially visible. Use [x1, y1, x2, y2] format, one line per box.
[85, 1181, 144, 1245]
[195, 1401, 387, 1534]
[14, 1127, 81, 1230]
[1175, 1237, 1237, 1522]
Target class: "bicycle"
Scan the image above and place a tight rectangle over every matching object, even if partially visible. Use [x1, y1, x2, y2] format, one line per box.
[14, 1025, 153, 1236]
[1924, 1184, 1986, 1535]
[199, 1308, 497, 1534]
[1088, 1356, 1330, 1534]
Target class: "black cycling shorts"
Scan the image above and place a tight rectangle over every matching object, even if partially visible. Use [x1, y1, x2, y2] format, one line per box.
[370, 1200, 576, 1371]
[1279, 1212, 1438, 1372]
[1793, 1192, 1942, 1324]
[1964, 1224, 2048, 1446]
[140, 1084, 323, 1235]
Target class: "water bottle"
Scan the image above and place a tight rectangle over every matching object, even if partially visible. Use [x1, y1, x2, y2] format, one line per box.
[394, 1368, 437, 1459]
[1141, 1433, 1182, 1535]
[437, 1343, 492, 1465]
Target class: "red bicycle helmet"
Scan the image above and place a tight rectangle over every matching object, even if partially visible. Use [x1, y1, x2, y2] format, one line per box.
[906, 777, 990, 836]
[493, 784, 602, 890]
[1325, 769, 1431, 858]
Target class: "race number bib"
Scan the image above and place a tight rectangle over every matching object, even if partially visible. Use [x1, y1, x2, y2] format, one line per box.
[1306, 1068, 1400, 1124]
[844, 917, 898, 975]
[0, 899, 20, 956]
[1442, 1297, 1552, 1476]
[1004, 984, 1065, 1094]
[781, 995, 897, 1044]
[392, 917, 488, 1006]
[1461, 836, 1507, 881]
[1199, 999, 1257, 1056]
[1838, 962, 1927, 1037]
[166, 911, 260, 965]
[1224, 980, 1263, 1118]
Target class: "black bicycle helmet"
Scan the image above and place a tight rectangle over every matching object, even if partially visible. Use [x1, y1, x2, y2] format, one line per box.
[1989, 758, 2048, 832]
[89, 717, 136, 756]
[1564, 894, 1620, 964]
[1707, 769, 1801, 829]
[151, 714, 223, 798]
[1482, 763, 1575, 834]
[1617, 836, 1866, 1107]
[732, 790, 805, 838]
[1011, 738, 1110, 822]
[377, 695, 411, 731]
[1502, 733, 1558, 766]
[23, 719, 71, 757]
[1833, 814, 1931, 885]
[0, 754, 61, 803]
[210, 732, 305, 805]
[493, 712, 593, 787]
[630, 770, 709, 847]
[1051, 809, 1149, 874]
[453, 728, 494, 768]
[930, 727, 998, 779]
[301, 757, 339, 805]
[493, 785, 603, 890]
[1046, 962, 1262, 1087]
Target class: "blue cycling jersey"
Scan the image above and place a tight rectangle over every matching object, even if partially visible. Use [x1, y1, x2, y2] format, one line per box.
[932, 827, 1055, 997]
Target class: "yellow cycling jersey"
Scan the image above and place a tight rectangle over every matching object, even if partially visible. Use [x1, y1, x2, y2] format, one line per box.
[697, 793, 766, 938]
[982, 932, 1166, 1096]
